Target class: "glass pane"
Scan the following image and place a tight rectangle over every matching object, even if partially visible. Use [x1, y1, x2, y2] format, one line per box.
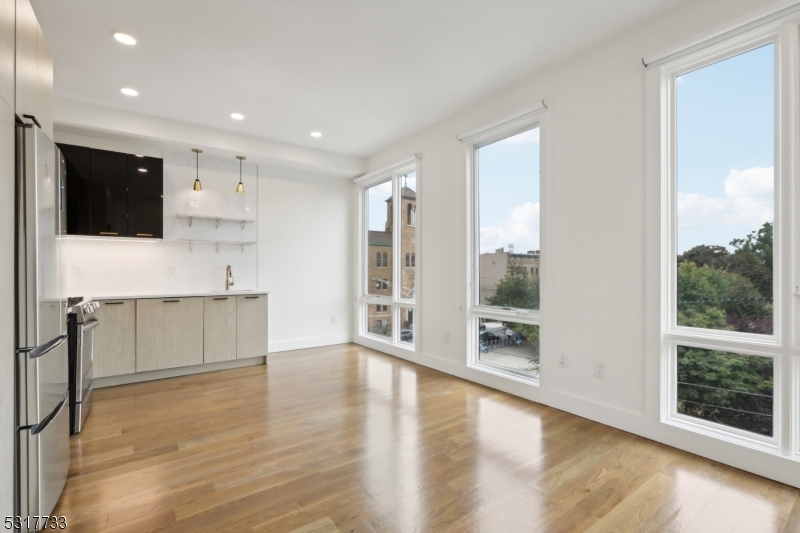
[400, 172, 417, 301]
[367, 304, 392, 340]
[477, 127, 540, 310]
[399, 307, 414, 345]
[676, 44, 774, 335]
[677, 345, 773, 437]
[477, 318, 539, 376]
[367, 180, 393, 296]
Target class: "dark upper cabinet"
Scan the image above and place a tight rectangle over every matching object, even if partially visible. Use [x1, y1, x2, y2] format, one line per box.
[57, 143, 163, 239]
[59, 143, 91, 235]
[90, 148, 128, 236]
[127, 155, 163, 238]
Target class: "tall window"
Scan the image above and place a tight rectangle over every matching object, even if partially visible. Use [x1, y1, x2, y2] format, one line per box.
[466, 114, 543, 383]
[661, 32, 787, 451]
[359, 163, 418, 349]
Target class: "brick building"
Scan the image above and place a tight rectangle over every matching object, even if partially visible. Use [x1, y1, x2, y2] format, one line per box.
[479, 247, 539, 305]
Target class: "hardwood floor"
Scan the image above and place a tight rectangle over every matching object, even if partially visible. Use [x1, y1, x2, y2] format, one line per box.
[55, 343, 800, 532]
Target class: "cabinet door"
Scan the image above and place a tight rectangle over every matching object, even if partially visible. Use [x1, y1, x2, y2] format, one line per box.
[58, 144, 91, 235]
[204, 296, 236, 363]
[36, 22, 53, 137]
[0, 0, 14, 108]
[90, 148, 128, 237]
[93, 300, 136, 378]
[15, 0, 36, 119]
[127, 155, 163, 238]
[236, 295, 268, 360]
[137, 298, 203, 372]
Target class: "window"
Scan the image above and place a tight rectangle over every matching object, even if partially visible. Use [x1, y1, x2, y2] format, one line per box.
[358, 161, 419, 349]
[658, 28, 792, 452]
[465, 112, 544, 384]
[411, 253, 415, 267]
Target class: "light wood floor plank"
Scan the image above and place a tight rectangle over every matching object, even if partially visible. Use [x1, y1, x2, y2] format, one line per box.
[53, 343, 799, 532]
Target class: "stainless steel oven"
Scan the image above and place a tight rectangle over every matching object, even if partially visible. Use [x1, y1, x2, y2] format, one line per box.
[67, 299, 98, 434]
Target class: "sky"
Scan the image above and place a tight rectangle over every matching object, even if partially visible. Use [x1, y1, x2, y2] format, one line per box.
[477, 128, 540, 254]
[676, 43, 774, 254]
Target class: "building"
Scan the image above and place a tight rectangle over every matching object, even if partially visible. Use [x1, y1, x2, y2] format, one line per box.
[367, 185, 416, 336]
[479, 247, 540, 305]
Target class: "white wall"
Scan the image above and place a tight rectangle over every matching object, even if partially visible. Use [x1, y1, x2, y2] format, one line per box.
[358, 0, 800, 487]
[55, 142, 259, 297]
[259, 171, 353, 353]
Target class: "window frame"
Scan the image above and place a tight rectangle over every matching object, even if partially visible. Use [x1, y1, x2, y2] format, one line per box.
[463, 105, 548, 386]
[657, 22, 795, 453]
[356, 160, 420, 351]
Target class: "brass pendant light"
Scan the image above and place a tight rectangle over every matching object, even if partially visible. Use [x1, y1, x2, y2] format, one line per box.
[192, 148, 203, 191]
[236, 155, 245, 194]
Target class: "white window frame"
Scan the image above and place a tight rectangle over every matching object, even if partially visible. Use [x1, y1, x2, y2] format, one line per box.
[355, 158, 420, 351]
[656, 20, 799, 454]
[462, 104, 549, 386]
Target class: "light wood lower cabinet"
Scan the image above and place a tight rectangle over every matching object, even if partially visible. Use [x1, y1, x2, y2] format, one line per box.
[236, 294, 268, 359]
[203, 296, 237, 363]
[136, 297, 204, 372]
[93, 300, 136, 377]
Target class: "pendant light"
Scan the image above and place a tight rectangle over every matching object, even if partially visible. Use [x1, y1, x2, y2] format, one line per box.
[192, 148, 203, 191]
[235, 155, 245, 194]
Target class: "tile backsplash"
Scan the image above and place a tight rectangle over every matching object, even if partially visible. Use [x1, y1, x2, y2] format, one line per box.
[60, 149, 259, 298]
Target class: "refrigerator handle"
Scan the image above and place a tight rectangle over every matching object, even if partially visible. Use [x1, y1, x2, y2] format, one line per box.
[22, 114, 41, 129]
[30, 393, 67, 436]
[18, 333, 67, 359]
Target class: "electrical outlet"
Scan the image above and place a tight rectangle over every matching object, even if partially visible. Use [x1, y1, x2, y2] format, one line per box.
[331, 315, 336, 325]
[559, 354, 568, 368]
[73, 266, 82, 278]
[166, 265, 175, 277]
[594, 361, 606, 379]
[443, 332, 450, 344]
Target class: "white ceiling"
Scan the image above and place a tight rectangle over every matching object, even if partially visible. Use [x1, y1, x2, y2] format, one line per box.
[33, 0, 686, 158]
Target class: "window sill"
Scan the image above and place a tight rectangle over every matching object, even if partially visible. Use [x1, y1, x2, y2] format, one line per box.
[468, 359, 540, 387]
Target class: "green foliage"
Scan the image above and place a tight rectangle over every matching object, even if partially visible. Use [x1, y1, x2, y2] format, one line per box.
[486, 263, 539, 311]
[730, 222, 772, 270]
[677, 346, 773, 436]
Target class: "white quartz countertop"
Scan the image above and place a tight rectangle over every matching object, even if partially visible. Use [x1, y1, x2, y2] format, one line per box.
[91, 290, 269, 301]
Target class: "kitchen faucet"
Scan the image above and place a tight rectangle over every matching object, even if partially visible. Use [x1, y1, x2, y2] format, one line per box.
[226, 265, 234, 290]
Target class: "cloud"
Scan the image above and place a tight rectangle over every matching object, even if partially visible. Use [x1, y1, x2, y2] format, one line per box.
[500, 128, 540, 145]
[677, 167, 773, 228]
[480, 202, 540, 253]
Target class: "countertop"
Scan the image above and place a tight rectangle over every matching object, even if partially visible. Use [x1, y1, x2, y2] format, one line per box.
[91, 290, 269, 301]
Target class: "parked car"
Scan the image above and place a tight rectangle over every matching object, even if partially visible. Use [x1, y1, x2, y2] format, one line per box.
[479, 331, 500, 343]
[400, 329, 413, 342]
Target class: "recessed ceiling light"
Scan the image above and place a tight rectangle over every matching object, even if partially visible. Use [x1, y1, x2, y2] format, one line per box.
[121, 87, 138, 96]
[114, 32, 136, 45]
[138, 168, 147, 173]
[310, 131, 322, 138]
[230, 113, 244, 120]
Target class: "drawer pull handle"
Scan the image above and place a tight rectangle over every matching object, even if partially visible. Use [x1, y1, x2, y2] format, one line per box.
[163, 299, 180, 303]
[136, 233, 153, 237]
[100, 231, 119, 235]
[105, 301, 124, 305]
[213, 297, 228, 300]
[245, 296, 260, 299]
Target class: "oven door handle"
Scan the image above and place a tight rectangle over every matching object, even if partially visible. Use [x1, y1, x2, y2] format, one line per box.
[30, 393, 67, 436]
[83, 318, 100, 332]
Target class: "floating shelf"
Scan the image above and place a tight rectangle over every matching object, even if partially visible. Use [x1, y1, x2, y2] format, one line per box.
[176, 213, 256, 230]
[175, 239, 257, 253]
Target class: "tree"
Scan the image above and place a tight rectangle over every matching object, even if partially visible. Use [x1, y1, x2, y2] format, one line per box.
[677, 244, 730, 270]
[486, 262, 540, 350]
[730, 222, 772, 270]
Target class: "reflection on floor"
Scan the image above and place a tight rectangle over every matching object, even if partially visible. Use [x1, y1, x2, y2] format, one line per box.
[55, 343, 800, 533]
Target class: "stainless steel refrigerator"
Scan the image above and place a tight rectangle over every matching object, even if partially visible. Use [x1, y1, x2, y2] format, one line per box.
[15, 120, 70, 528]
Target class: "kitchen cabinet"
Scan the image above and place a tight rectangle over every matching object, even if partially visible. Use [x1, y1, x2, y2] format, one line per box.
[15, 0, 52, 137]
[236, 294, 268, 360]
[90, 148, 128, 237]
[93, 300, 136, 378]
[127, 154, 163, 238]
[136, 297, 203, 372]
[204, 296, 236, 363]
[59, 144, 91, 235]
[0, 0, 14, 108]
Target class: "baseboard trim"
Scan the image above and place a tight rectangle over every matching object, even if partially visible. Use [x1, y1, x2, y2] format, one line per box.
[269, 333, 352, 353]
[94, 356, 266, 388]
